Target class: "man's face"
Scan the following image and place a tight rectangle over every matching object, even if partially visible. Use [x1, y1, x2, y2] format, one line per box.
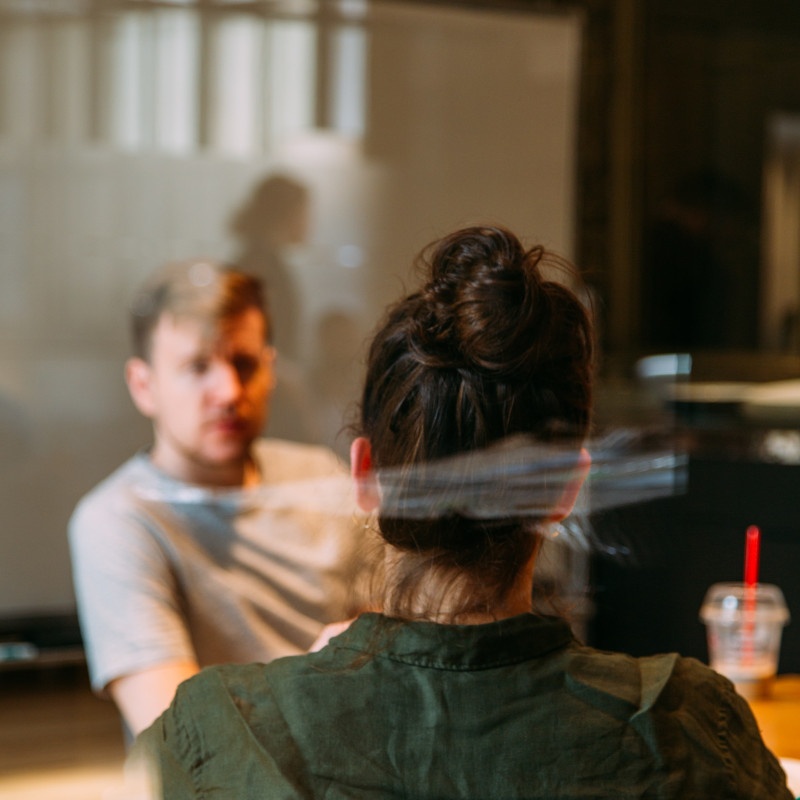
[127, 307, 273, 485]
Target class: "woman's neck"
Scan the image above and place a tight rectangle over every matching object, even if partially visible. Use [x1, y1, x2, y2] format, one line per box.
[382, 548, 536, 625]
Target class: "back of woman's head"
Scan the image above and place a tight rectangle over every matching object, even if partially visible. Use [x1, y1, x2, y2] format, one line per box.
[358, 226, 594, 618]
[362, 226, 593, 467]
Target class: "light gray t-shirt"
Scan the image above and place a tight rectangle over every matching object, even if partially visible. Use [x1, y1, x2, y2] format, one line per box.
[69, 439, 366, 693]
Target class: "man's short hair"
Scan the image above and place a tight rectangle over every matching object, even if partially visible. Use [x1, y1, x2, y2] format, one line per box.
[130, 260, 268, 361]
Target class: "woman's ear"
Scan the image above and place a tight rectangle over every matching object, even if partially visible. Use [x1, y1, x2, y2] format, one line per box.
[549, 447, 591, 522]
[351, 437, 380, 513]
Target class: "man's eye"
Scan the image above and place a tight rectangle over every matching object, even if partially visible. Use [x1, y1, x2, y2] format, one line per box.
[233, 356, 259, 380]
[189, 359, 210, 375]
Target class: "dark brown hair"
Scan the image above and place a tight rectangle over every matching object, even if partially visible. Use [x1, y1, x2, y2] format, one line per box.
[358, 226, 594, 620]
[130, 260, 267, 361]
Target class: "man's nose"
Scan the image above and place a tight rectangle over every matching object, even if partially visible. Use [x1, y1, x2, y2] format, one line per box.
[209, 361, 243, 403]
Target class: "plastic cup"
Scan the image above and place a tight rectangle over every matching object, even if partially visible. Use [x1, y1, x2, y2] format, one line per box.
[699, 582, 790, 699]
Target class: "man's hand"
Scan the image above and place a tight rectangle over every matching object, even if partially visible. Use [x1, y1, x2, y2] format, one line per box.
[108, 659, 199, 738]
[309, 619, 355, 652]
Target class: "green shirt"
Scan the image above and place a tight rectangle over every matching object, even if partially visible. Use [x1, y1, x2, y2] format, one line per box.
[132, 612, 791, 799]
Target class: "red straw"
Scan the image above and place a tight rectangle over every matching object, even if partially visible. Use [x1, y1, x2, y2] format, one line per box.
[744, 525, 761, 586]
[742, 525, 760, 665]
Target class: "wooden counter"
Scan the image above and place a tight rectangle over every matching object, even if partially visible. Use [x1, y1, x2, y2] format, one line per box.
[748, 675, 800, 759]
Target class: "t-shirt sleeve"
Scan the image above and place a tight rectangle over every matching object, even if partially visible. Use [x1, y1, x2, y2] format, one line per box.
[257, 439, 383, 619]
[68, 491, 196, 693]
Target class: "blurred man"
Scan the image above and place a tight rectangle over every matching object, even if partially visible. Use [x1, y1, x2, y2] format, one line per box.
[69, 260, 364, 737]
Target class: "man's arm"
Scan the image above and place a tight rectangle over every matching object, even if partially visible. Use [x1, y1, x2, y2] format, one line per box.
[69, 481, 202, 737]
[109, 659, 199, 737]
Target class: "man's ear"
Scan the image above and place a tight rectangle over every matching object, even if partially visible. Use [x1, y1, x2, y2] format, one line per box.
[549, 447, 591, 522]
[125, 357, 157, 419]
[351, 436, 380, 513]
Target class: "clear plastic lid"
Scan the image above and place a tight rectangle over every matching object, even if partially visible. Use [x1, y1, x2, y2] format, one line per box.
[699, 582, 790, 625]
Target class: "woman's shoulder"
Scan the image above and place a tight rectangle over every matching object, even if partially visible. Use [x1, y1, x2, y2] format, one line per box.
[563, 644, 790, 797]
[176, 657, 324, 711]
[564, 643, 736, 715]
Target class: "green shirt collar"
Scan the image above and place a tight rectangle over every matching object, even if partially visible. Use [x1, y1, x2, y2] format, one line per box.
[331, 611, 574, 671]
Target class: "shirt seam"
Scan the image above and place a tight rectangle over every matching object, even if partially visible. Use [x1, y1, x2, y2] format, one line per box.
[715, 685, 738, 797]
[385, 654, 552, 670]
[177, 685, 212, 798]
[337, 637, 571, 671]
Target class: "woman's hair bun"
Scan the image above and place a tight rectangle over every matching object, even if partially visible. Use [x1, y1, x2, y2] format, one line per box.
[359, 223, 592, 475]
[415, 225, 576, 380]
